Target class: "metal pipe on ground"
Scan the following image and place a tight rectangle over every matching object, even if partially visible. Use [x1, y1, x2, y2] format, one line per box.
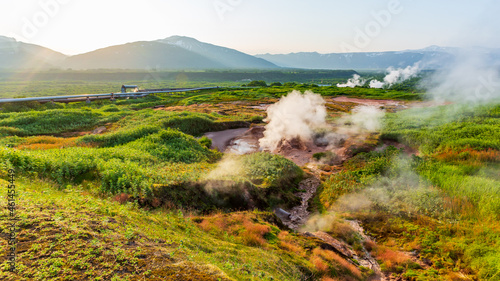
[0, 87, 218, 104]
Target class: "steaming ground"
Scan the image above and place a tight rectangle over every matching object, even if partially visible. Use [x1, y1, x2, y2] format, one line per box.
[337, 74, 366, 88]
[337, 63, 420, 89]
[203, 91, 442, 167]
[188, 87, 474, 280]
[259, 90, 329, 152]
[194, 53, 500, 280]
[370, 63, 420, 89]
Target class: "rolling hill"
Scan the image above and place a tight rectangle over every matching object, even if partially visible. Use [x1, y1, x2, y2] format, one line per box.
[0, 36, 67, 70]
[157, 36, 278, 69]
[0, 36, 279, 70]
[63, 36, 279, 70]
[3, 35, 499, 71]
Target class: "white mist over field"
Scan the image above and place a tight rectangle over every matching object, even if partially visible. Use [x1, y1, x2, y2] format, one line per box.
[424, 51, 500, 105]
[334, 105, 385, 144]
[337, 74, 366, 88]
[347, 106, 385, 132]
[259, 90, 328, 151]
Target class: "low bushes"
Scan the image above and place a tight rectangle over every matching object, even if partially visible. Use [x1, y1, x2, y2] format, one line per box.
[0, 128, 220, 197]
[0, 108, 127, 136]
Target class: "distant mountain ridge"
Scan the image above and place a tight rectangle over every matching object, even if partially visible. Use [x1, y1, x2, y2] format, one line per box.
[256, 46, 500, 70]
[63, 41, 227, 70]
[63, 36, 278, 70]
[1, 35, 499, 70]
[255, 49, 449, 70]
[157, 36, 277, 69]
[0, 35, 278, 70]
[0, 36, 67, 70]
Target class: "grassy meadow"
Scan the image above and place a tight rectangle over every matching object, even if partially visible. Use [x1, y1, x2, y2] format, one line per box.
[0, 75, 498, 280]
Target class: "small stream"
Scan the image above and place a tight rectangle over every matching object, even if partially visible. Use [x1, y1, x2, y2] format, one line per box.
[347, 220, 385, 281]
[206, 128, 385, 280]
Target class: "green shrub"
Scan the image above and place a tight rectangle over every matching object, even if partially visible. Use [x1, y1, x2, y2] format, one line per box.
[198, 136, 212, 149]
[247, 80, 267, 87]
[100, 104, 121, 112]
[242, 152, 304, 188]
[79, 125, 161, 147]
[125, 129, 221, 163]
[0, 109, 126, 136]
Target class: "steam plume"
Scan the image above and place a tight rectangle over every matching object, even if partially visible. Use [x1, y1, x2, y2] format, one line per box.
[369, 80, 385, 89]
[259, 90, 328, 151]
[384, 63, 420, 86]
[337, 74, 366, 88]
[424, 50, 500, 105]
[369, 63, 420, 88]
[336, 106, 385, 135]
[202, 155, 245, 192]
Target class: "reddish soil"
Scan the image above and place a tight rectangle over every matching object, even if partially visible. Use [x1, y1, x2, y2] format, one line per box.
[331, 96, 407, 107]
[274, 138, 330, 166]
[330, 96, 453, 110]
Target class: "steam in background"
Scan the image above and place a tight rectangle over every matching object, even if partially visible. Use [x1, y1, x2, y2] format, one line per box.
[423, 50, 500, 105]
[336, 64, 421, 89]
[259, 90, 328, 151]
[335, 105, 385, 142]
[369, 80, 385, 89]
[299, 51, 500, 235]
[369, 63, 421, 88]
[337, 74, 366, 88]
[384, 63, 420, 85]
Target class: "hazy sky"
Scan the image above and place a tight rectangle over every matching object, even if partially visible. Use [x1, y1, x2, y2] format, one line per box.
[1, 0, 499, 55]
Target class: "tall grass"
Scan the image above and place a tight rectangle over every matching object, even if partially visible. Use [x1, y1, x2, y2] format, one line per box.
[0, 108, 127, 136]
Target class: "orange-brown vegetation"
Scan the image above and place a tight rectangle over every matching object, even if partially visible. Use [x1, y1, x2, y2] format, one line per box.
[158, 101, 272, 119]
[196, 212, 271, 247]
[442, 195, 475, 216]
[311, 247, 362, 279]
[16, 136, 86, 150]
[113, 193, 130, 204]
[374, 246, 412, 271]
[277, 231, 306, 257]
[434, 148, 500, 163]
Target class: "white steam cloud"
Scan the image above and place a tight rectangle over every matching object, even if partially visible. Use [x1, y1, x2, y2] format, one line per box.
[202, 155, 245, 192]
[337, 106, 385, 135]
[369, 79, 385, 89]
[337, 74, 366, 88]
[369, 63, 420, 88]
[259, 90, 328, 151]
[424, 50, 500, 105]
[384, 63, 420, 85]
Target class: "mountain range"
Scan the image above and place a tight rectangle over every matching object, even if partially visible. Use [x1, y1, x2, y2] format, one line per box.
[1, 35, 499, 70]
[0, 36, 66, 70]
[256, 46, 500, 70]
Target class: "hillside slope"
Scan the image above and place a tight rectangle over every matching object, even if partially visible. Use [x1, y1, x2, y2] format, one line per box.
[0, 36, 67, 70]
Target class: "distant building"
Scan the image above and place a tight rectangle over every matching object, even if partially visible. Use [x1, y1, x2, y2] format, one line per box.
[121, 85, 138, 93]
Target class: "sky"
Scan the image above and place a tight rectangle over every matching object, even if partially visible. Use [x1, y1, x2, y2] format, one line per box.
[1, 0, 499, 56]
